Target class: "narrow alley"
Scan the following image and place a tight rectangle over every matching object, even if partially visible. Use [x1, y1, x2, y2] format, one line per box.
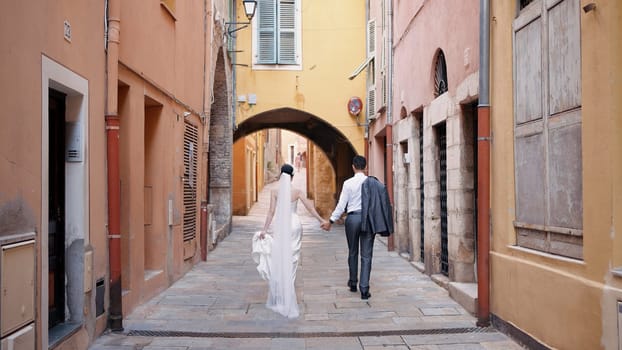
[90, 169, 522, 350]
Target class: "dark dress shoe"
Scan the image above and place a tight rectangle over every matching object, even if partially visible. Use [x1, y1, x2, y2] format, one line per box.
[347, 280, 357, 292]
[361, 291, 371, 300]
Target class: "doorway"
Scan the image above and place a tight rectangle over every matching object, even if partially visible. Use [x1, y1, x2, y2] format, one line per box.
[416, 112, 424, 263]
[48, 89, 66, 328]
[436, 122, 448, 276]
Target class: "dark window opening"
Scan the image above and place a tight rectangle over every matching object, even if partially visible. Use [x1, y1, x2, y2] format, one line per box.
[434, 50, 448, 97]
[520, 0, 535, 10]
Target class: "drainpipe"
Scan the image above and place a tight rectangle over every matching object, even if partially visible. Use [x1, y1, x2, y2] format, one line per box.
[105, 0, 123, 331]
[476, 0, 491, 327]
[231, 0, 237, 130]
[385, 0, 395, 251]
[200, 0, 209, 261]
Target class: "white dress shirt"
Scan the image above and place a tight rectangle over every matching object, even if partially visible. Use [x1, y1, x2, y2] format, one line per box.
[330, 172, 368, 222]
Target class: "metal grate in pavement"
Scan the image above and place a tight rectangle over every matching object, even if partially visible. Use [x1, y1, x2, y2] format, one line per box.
[127, 327, 495, 338]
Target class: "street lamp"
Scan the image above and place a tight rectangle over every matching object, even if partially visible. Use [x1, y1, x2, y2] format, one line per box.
[226, 0, 257, 36]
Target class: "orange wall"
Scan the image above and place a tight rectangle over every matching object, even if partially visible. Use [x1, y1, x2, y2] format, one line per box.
[232, 139, 247, 215]
[0, 1, 107, 348]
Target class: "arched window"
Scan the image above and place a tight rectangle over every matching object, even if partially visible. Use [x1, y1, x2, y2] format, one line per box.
[434, 50, 448, 97]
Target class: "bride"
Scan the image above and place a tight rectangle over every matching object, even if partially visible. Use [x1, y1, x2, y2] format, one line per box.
[253, 164, 327, 318]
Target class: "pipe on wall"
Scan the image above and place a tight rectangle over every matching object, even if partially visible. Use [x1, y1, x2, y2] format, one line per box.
[105, 0, 123, 332]
[386, 0, 395, 251]
[200, 0, 209, 261]
[476, 0, 491, 327]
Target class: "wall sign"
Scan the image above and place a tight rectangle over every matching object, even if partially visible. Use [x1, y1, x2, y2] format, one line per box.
[347, 96, 362, 117]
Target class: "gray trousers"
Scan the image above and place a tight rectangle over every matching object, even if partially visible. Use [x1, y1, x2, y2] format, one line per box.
[345, 212, 375, 292]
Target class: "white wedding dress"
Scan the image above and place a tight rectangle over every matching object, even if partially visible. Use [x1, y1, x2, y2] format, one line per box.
[252, 201, 302, 281]
[251, 174, 301, 318]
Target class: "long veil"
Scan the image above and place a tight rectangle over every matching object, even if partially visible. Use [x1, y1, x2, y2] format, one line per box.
[266, 173, 299, 318]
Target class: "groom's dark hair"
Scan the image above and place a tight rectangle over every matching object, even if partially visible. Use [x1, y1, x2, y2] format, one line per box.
[352, 155, 366, 170]
[281, 164, 294, 177]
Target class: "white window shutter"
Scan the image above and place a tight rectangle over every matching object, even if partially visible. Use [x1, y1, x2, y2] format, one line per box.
[367, 19, 376, 58]
[278, 0, 296, 64]
[258, 0, 277, 64]
[367, 85, 376, 120]
[382, 75, 387, 106]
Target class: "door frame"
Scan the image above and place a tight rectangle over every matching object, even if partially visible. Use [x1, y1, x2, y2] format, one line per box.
[41, 55, 89, 347]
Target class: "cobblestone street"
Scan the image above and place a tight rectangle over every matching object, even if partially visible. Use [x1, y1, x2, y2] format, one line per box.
[90, 170, 523, 350]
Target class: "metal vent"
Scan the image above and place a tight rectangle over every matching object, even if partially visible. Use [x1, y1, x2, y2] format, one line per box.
[65, 122, 82, 162]
[95, 279, 105, 316]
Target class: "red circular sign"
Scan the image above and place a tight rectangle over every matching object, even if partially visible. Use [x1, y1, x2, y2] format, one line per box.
[348, 97, 363, 117]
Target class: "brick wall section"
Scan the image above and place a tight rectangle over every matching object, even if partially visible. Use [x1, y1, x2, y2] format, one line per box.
[209, 50, 232, 234]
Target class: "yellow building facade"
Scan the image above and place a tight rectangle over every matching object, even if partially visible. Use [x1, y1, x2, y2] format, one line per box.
[489, 1, 622, 348]
[231, 0, 368, 213]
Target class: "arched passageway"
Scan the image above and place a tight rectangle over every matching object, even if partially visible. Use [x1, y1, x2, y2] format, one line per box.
[234, 107, 359, 210]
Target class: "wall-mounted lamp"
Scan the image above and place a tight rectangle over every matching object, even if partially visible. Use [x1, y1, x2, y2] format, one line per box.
[183, 111, 192, 118]
[225, 0, 257, 36]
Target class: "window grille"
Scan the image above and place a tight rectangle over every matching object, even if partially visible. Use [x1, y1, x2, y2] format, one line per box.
[434, 51, 448, 97]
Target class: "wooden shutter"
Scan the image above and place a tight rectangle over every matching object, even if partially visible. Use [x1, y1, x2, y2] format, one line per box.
[367, 85, 376, 120]
[367, 19, 376, 58]
[278, 0, 296, 64]
[258, 0, 277, 64]
[513, 0, 583, 259]
[183, 123, 199, 242]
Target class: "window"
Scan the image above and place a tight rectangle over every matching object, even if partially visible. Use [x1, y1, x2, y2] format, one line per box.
[183, 122, 199, 242]
[513, 0, 582, 259]
[366, 19, 377, 119]
[254, 0, 301, 67]
[434, 50, 448, 97]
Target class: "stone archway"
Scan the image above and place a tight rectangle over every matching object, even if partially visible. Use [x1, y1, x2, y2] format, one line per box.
[234, 107, 359, 215]
[208, 49, 232, 237]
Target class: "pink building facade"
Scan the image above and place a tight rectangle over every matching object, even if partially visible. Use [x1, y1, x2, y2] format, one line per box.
[367, 0, 480, 313]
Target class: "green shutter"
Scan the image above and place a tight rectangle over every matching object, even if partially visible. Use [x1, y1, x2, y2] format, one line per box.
[258, 0, 277, 64]
[277, 0, 296, 64]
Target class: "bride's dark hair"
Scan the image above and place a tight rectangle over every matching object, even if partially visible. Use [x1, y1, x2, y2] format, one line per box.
[281, 164, 294, 178]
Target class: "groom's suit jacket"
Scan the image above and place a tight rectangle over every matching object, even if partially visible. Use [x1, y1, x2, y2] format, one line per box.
[361, 176, 394, 236]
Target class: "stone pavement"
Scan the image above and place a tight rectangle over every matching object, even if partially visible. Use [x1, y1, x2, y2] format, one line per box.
[90, 169, 524, 350]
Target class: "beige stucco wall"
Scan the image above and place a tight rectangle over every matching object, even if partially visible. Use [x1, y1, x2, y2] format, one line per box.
[489, 1, 622, 349]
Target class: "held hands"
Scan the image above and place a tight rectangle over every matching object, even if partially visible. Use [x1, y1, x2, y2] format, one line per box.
[320, 220, 331, 231]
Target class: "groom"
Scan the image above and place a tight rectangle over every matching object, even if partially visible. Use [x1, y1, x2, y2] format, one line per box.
[321, 155, 373, 300]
